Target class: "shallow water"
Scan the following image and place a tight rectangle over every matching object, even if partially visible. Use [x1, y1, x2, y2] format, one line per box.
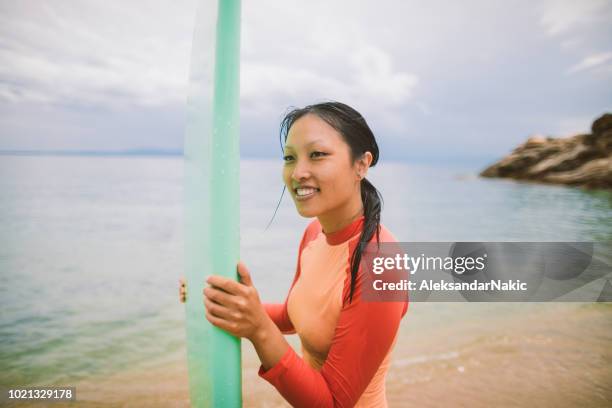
[0, 155, 610, 406]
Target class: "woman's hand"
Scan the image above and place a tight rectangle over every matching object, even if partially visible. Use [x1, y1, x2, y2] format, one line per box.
[204, 261, 269, 341]
[179, 277, 186, 303]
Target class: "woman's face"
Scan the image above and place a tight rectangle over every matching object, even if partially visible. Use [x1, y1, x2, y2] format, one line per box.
[282, 114, 362, 220]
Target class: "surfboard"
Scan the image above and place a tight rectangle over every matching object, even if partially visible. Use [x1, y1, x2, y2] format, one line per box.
[183, 0, 242, 406]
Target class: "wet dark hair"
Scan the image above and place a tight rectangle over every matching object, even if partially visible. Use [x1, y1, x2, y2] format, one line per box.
[277, 101, 383, 303]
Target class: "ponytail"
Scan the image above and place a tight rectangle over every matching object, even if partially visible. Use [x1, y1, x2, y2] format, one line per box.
[348, 178, 382, 303]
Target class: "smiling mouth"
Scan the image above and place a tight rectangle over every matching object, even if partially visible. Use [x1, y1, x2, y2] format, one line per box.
[294, 187, 320, 198]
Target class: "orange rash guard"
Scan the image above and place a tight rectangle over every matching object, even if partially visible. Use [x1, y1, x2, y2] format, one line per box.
[261, 216, 408, 407]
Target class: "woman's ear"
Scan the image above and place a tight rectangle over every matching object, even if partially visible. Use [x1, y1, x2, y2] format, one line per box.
[356, 151, 373, 180]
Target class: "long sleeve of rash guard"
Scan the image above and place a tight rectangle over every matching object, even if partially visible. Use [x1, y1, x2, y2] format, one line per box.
[259, 269, 406, 407]
[263, 303, 295, 334]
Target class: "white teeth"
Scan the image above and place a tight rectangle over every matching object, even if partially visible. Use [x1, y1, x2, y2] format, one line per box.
[296, 188, 318, 196]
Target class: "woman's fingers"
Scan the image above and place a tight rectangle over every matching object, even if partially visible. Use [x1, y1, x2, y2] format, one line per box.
[237, 261, 253, 287]
[203, 286, 244, 309]
[206, 261, 253, 293]
[207, 275, 246, 296]
[204, 297, 244, 321]
[179, 278, 186, 303]
[205, 310, 237, 333]
[201, 264, 265, 339]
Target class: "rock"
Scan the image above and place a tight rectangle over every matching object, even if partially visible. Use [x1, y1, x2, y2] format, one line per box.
[480, 113, 612, 189]
[543, 158, 612, 188]
[592, 113, 612, 134]
[526, 143, 597, 176]
[595, 129, 612, 152]
[524, 135, 547, 148]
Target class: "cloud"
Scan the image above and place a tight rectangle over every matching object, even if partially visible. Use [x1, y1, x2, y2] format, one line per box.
[1, 0, 419, 114]
[240, 46, 418, 116]
[540, 0, 611, 36]
[0, 0, 195, 108]
[567, 51, 612, 74]
[239, 0, 420, 119]
[350, 46, 419, 105]
[0, 0, 610, 159]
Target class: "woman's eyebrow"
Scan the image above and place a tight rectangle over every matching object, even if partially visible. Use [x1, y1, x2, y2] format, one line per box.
[284, 139, 325, 150]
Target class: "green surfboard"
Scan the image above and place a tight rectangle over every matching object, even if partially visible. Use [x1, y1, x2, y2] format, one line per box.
[184, 0, 242, 406]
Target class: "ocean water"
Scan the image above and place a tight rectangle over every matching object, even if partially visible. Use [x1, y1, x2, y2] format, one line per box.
[0, 155, 611, 404]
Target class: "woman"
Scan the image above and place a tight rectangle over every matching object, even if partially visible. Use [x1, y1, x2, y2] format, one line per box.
[180, 101, 408, 407]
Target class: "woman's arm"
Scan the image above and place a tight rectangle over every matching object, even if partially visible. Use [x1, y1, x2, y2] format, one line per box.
[263, 303, 295, 334]
[250, 313, 291, 371]
[258, 274, 407, 408]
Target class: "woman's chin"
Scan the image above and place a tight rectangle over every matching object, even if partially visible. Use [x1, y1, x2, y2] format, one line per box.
[294, 203, 319, 218]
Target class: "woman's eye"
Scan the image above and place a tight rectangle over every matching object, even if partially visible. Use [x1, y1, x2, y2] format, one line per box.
[283, 155, 294, 162]
[310, 151, 327, 158]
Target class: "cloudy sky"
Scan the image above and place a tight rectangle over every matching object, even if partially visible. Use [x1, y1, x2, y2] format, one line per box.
[1, 0, 611, 164]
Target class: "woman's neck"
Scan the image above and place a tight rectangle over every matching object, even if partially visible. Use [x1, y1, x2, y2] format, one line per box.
[318, 195, 364, 234]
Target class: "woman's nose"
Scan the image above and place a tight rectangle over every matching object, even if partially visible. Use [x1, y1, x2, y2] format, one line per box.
[291, 159, 311, 181]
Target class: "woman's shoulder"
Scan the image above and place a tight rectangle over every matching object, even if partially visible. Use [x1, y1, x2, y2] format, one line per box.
[298, 219, 323, 250]
[304, 218, 323, 238]
[375, 223, 398, 243]
[304, 218, 322, 235]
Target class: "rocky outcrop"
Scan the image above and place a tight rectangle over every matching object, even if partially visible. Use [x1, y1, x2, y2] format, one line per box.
[480, 113, 612, 189]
